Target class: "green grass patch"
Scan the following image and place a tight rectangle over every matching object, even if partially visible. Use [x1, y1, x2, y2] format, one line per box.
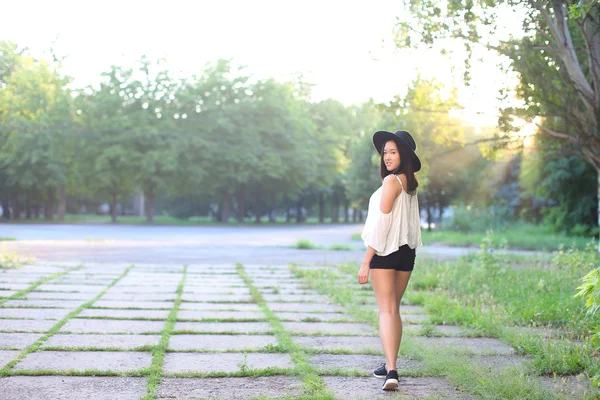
[0, 237, 15, 241]
[0, 264, 134, 377]
[142, 265, 187, 400]
[352, 223, 595, 252]
[236, 264, 334, 400]
[291, 255, 600, 399]
[293, 239, 318, 250]
[0, 266, 83, 306]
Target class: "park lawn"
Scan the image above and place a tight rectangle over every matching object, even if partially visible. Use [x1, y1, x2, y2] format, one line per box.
[351, 224, 595, 252]
[293, 245, 600, 399]
[1, 214, 345, 226]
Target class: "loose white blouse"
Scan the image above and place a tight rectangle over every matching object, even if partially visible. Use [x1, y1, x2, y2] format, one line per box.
[361, 175, 422, 256]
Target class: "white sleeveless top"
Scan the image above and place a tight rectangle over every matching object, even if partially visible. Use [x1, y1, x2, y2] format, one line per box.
[361, 175, 422, 256]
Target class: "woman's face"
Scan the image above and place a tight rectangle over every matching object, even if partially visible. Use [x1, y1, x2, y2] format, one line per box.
[383, 140, 401, 171]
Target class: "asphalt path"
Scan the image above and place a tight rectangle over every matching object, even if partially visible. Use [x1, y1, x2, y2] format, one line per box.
[0, 223, 533, 265]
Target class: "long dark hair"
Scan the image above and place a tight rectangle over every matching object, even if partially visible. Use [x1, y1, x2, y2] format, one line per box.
[379, 140, 419, 192]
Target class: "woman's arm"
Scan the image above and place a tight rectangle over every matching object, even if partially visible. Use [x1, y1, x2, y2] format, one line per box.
[358, 246, 376, 284]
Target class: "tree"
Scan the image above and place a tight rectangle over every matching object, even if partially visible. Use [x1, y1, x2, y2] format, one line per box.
[75, 66, 139, 222]
[397, 0, 600, 249]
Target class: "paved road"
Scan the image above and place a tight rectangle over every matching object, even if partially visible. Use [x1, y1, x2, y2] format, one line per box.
[0, 223, 534, 265]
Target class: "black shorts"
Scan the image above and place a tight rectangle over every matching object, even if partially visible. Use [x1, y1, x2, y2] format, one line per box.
[370, 245, 416, 271]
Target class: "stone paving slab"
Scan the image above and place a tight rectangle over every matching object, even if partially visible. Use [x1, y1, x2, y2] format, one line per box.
[283, 322, 376, 335]
[403, 324, 471, 336]
[0, 319, 55, 332]
[2, 299, 83, 309]
[79, 308, 169, 319]
[0, 350, 19, 367]
[0, 283, 34, 291]
[323, 376, 471, 399]
[157, 376, 303, 399]
[267, 302, 343, 313]
[0, 333, 42, 349]
[294, 336, 382, 353]
[36, 284, 106, 293]
[0, 290, 17, 297]
[164, 352, 293, 373]
[168, 334, 277, 351]
[44, 333, 161, 349]
[52, 278, 115, 285]
[180, 293, 254, 302]
[415, 337, 515, 355]
[106, 286, 178, 294]
[262, 294, 332, 303]
[275, 311, 352, 322]
[308, 354, 425, 374]
[25, 291, 95, 301]
[540, 374, 598, 399]
[93, 300, 174, 309]
[177, 310, 265, 320]
[14, 351, 152, 372]
[101, 293, 177, 302]
[179, 302, 260, 312]
[183, 287, 250, 295]
[402, 314, 430, 324]
[0, 376, 147, 400]
[61, 318, 164, 334]
[174, 321, 272, 334]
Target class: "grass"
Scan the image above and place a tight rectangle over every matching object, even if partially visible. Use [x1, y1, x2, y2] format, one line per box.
[352, 223, 597, 252]
[0, 266, 82, 306]
[142, 265, 187, 400]
[1, 213, 353, 226]
[0, 264, 135, 377]
[0, 247, 35, 270]
[290, 249, 600, 400]
[0, 237, 15, 241]
[236, 263, 335, 400]
[292, 239, 357, 251]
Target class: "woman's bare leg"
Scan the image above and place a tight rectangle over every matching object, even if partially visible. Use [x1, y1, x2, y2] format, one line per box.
[371, 269, 400, 371]
[393, 271, 412, 360]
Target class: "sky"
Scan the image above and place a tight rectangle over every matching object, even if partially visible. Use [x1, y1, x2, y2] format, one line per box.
[1, 0, 520, 127]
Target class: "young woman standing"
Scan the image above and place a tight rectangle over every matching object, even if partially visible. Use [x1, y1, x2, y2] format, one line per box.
[358, 130, 422, 391]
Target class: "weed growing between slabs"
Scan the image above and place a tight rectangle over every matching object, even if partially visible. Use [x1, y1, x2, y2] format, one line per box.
[141, 265, 187, 400]
[0, 265, 134, 377]
[237, 263, 335, 400]
[0, 265, 83, 306]
[290, 259, 596, 400]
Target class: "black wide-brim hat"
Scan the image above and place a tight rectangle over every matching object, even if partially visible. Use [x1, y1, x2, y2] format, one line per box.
[373, 130, 421, 172]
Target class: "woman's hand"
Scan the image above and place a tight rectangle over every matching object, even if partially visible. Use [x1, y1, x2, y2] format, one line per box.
[358, 263, 370, 284]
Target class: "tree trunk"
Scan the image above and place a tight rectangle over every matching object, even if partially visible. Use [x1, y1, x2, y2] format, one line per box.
[1, 199, 9, 219]
[146, 192, 154, 223]
[237, 186, 246, 223]
[26, 194, 31, 219]
[221, 191, 230, 223]
[426, 205, 433, 232]
[352, 208, 357, 222]
[57, 184, 66, 222]
[111, 193, 117, 223]
[44, 190, 53, 221]
[597, 171, 599, 254]
[438, 204, 445, 227]
[296, 200, 303, 224]
[332, 193, 339, 223]
[286, 206, 292, 223]
[11, 192, 20, 220]
[254, 189, 261, 224]
[344, 199, 350, 223]
[318, 192, 325, 223]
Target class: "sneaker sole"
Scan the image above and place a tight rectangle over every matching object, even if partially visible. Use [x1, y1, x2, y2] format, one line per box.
[382, 378, 398, 391]
[373, 373, 386, 379]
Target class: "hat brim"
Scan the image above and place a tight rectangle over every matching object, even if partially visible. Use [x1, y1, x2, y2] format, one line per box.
[373, 130, 421, 172]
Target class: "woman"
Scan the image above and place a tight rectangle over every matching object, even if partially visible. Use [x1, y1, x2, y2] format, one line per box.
[358, 130, 422, 391]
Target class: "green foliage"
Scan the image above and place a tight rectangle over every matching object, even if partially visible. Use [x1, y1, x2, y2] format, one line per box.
[294, 239, 317, 250]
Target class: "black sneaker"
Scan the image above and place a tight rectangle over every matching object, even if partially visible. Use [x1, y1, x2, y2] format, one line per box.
[382, 370, 399, 391]
[373, 363, 387, 379]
